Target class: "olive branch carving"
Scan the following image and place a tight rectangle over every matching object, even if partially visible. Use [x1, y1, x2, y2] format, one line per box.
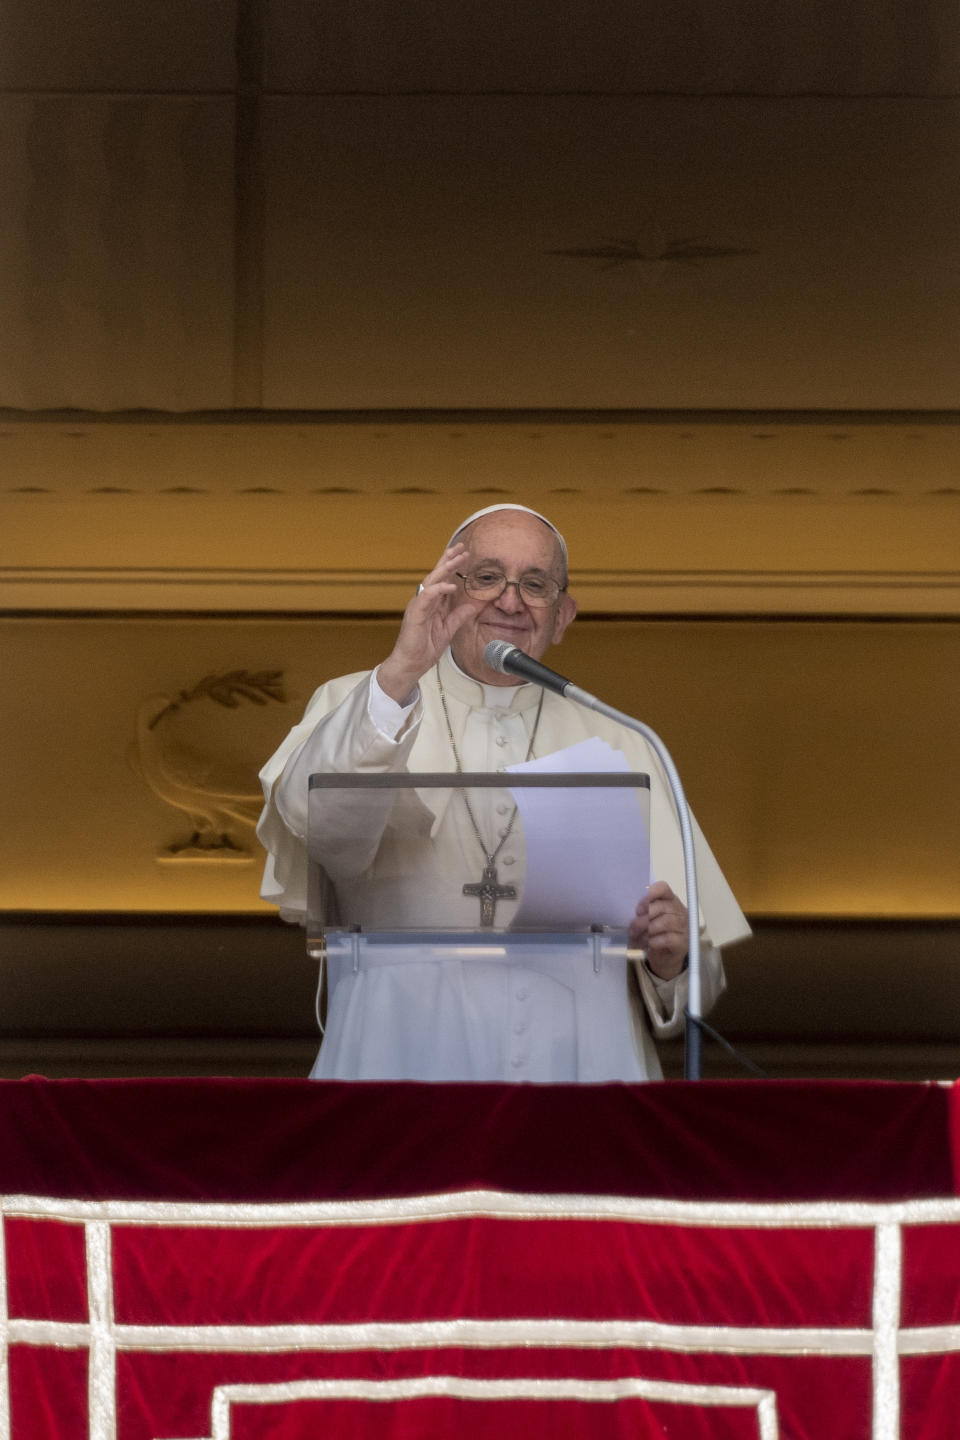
[148, 670, 286, 730]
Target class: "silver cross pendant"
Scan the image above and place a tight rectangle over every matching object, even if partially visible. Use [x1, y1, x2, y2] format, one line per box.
[463, 861, 516, 927]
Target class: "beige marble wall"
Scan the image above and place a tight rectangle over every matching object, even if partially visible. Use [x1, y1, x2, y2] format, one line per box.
[2, 613, 957, 917]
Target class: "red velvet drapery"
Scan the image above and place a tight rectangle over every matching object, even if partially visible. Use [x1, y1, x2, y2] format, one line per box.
[3, 1078, 959, 1439]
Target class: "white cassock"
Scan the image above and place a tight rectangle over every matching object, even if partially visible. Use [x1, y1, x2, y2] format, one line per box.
[258, 650, 751, 1083]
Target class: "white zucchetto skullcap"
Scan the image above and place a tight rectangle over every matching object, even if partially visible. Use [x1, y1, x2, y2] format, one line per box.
[446, 503, 568, 566]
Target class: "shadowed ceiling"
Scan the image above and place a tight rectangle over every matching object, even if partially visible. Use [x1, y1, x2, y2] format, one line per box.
[2, 0, 959, 409]
[0, 0, 958, 604]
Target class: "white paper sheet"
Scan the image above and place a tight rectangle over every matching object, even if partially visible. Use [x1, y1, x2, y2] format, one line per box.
[505, 738, 652, 930]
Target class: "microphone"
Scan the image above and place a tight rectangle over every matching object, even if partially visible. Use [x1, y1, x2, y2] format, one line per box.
[483, 640, 575, 696]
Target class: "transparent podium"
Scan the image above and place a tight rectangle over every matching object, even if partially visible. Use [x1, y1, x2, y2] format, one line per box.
[306, 771, 659, 1083]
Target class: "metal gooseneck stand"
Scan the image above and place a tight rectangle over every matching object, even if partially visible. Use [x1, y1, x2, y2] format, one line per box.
[481, 641, 703, 1081]
[558, 682, 703, 1080]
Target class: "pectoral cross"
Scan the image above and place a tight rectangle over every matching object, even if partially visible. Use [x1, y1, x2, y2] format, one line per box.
[463, 861, 516, 927]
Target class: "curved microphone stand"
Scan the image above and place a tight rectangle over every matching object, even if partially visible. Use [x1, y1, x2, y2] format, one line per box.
[483, 640, 703, 1080]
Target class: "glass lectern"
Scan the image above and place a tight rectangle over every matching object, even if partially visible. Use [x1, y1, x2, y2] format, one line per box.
[305, 771, 655, 1082]
[308, 770, 651, 958]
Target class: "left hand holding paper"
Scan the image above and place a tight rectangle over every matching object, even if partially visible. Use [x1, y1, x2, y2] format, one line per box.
[629, 881, 689, 980]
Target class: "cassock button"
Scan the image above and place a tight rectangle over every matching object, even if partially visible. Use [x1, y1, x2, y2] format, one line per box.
[502, 855, 515, 866]
[516, 987, 529, 1000]
[495, 736, 507, 747]
[510, 1056, 524, 1068]
[496, 803, 509, 815]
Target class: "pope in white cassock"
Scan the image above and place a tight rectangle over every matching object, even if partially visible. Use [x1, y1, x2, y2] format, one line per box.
[258, 504, 751, 1082]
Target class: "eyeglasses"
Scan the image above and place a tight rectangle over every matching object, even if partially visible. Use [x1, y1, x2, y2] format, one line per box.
[456, 569, 565, 608]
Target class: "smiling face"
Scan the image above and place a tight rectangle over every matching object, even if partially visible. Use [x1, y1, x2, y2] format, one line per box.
[449, 511, 577, 685]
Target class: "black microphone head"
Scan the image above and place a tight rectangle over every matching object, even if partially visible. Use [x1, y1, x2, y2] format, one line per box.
[483, 639, 517, 674]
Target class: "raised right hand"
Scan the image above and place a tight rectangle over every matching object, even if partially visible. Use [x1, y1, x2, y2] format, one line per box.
[376, 543, 477, 703]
